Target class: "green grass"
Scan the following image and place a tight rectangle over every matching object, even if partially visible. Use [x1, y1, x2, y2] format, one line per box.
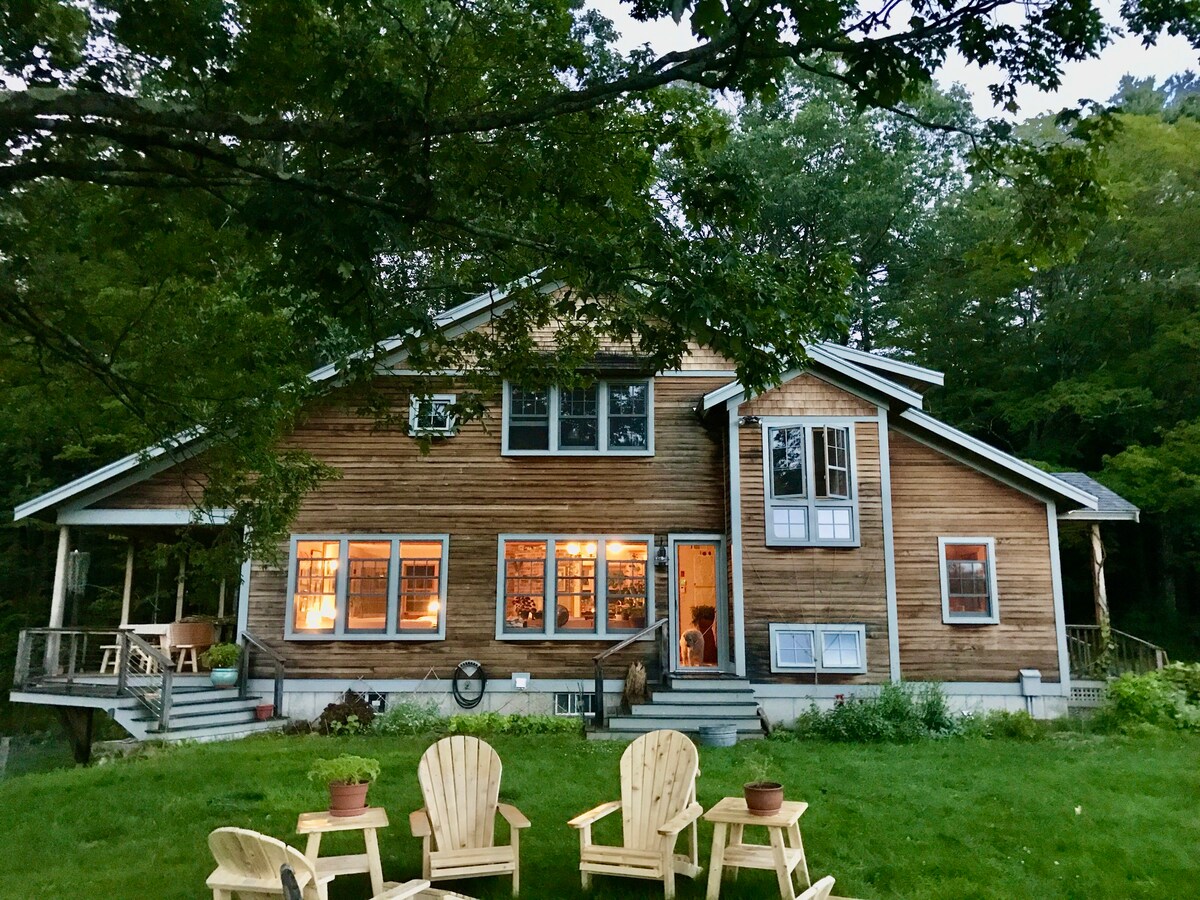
[0, 731, 1197, 899]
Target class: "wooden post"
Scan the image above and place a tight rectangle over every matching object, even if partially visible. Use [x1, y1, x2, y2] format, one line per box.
[217, 578, 226, 619]
[1090, 523, 1113, 673]
[120, 543, 135, 627]
[56, 707, 95, 765]
[48, 526, 71, 628]
[174, 557, 186, 622]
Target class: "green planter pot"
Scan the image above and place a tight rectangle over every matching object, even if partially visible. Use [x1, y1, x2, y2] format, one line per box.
[210, 667, 238, 688]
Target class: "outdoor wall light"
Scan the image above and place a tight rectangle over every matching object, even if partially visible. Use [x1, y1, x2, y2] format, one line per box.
[654, 537, 669, 570]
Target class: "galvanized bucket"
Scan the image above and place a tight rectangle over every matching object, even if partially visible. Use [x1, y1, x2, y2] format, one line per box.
[697, 723, 738, 747]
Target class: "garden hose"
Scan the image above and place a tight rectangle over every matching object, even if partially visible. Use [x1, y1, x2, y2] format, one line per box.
[452, 659, 486, 709]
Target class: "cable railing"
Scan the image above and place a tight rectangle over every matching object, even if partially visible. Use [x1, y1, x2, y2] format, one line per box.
[1067, 624, 1167, 679]
[239, 629, 285, 717]
[591, 617, 668, 729]
[120, 630, 176, 731]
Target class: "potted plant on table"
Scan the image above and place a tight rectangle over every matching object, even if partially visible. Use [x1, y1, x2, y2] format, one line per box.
[308, 755, 381, 818]
[743, 754, 784, 816]
[200, 642, 241, 688]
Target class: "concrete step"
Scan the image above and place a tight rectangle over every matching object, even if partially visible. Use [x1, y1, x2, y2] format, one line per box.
[666, 678, 753, 692]
[155, 718, 285, 743]
[605, 715, 763, 733]
[131, 695, 265, 724]
[633, 702, 760, 718]
[649, 690, 756, 705]
[588, 729, 763, 742]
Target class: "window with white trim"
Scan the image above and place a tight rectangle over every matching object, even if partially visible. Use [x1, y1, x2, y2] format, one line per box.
[498, 536, 652, 638]
[768, 623, 867, 673]
[503, 381, 653, 455]
[939, 537, 1000, 624]
[287, 535, 449, 639]
[553, 691, 597, 718]
[764, 422, 858, 546]
[409, 394, 456, 435]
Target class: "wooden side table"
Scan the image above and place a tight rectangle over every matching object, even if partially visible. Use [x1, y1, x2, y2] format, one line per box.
[297, 806, 391, 896]
[703, 797, 811, 900]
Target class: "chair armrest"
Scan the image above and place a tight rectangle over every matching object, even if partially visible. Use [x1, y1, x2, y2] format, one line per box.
[567, 800, 622, 829]
[498, 803, 531, 829]
[657, 802, 703, 837]
[409, 808, 431, 837]
[369, 879, 432, 900]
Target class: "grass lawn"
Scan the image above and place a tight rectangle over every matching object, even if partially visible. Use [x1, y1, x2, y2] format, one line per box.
[0, 731, 1196, 899]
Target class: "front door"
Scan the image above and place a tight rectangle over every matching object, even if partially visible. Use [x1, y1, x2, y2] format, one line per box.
[669, 535, 729, 672]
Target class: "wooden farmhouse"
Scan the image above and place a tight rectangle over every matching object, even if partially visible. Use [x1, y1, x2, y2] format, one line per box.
[11, 279, 1157, 745]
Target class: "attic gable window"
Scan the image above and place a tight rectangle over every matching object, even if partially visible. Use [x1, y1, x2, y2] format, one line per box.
[762, 420, 858, 547]
[409, 394, 456, 436]
[502, 380, 654, 456]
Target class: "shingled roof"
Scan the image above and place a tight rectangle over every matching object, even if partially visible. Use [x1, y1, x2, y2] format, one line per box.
[1053, 473, 1140, 522]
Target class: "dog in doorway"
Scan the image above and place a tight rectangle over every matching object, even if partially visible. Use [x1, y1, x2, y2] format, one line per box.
[680, 629, 706, 667]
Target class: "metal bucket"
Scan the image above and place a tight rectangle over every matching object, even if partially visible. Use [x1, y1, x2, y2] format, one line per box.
[697, 723, 738, 747]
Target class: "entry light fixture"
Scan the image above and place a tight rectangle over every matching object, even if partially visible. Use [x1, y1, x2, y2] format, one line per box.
[739, 415, 761, 427]
[654, 537, 669, 570]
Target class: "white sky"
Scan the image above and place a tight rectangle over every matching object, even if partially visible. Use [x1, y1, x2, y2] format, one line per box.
[591, 0, 1200, 118]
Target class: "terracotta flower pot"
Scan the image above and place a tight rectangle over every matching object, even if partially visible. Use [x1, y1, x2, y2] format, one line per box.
[743, 781, 784, 816]
[328, 781, 370, 817]
[255, 703, 274, 721]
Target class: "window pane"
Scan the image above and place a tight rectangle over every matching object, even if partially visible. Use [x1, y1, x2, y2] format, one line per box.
[346, 541, 390, 633]
[555, 540, 597, 632]
[821, 631, 861, 668]
[509, 388, 550, 450]
[770, 427, 806, 497]
[824, 427, 850, 498]
[771, 507, 808, 541]
[503, 541, 547, 632]
[294, 540, 340, 632]
[607, 540, 648, 631]
[398, 541, 442, 631]
[777, 631, 815, 667]
[559, 386, 599, 449]
[608, 383, 649, 450]
[414, 397, 452, 432]
[816, 507, 853, 541]
[945, 543, 992, 614]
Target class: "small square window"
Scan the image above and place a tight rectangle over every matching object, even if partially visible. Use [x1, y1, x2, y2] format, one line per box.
[815, 507, 852, 541]
[821, 630, 862, 669]
[776, 630, 816, 668]
[409, 394, 456, 435]
[770, 623, 866, 673]
[772, 508, 808, 541]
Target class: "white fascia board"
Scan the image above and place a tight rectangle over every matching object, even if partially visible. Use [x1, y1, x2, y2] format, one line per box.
[57, 507, 234, 526]
[1059, 508, 1141, 523]
[701, 380, 747, 411]
[899, 408, 1099, 509]
[818, 343, 945, 387]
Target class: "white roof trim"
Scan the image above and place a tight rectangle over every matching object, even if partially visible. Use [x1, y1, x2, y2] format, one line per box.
[819, 343, 945, 387]
[898, 408, 1098, 509]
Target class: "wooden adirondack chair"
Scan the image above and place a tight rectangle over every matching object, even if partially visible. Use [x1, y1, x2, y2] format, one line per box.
[206, 827, 333, 900]
[409, 735, 531, 897]
[567, 729, 704, 899]
[800, 875, 837, 900]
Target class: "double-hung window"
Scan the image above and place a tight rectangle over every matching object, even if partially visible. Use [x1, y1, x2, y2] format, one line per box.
[502, 381, 653, 455]
[768, 623, 867, 673]
[763, 421, 857, 547]
[287, 535, 449, 639]
[498, 535, 652, 638]
[939, 537, 1000, 624]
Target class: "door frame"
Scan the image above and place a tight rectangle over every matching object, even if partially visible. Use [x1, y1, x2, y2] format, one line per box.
[667, 533, 732, 674]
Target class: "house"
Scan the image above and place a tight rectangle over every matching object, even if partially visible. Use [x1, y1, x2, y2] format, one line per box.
[10, 279, 1151, 745]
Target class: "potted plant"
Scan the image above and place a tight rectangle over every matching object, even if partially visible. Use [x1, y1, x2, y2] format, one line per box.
[200, 642, 240, 688]
[743, 754, 784, 816]
[308, 755, 381, 817]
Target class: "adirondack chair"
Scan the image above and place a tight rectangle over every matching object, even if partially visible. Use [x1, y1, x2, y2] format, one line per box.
[800, 875, 837, 900]
[279, 865, 451, 900]
[567, 729, 704, 900]
[409, 735, 531, 897]
[206, 827, 333, 900]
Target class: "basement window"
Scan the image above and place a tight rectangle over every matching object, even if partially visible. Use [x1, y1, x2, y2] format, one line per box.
[769, 623, 867, 674]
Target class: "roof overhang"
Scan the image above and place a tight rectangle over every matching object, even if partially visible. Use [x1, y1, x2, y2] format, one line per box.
[819, 344, 944, 389]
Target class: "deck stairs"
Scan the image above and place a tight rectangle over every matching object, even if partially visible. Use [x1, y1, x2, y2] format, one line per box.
[593, 677, 764, 740]
[117, 682, 283, 742]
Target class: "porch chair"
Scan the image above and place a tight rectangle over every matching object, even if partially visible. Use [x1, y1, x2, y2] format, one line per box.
[410, 735, 531, 896]
[800, 876, 837, 900]
[280, 865, 456, 900]
[567, 728, 704, 899]
[206, 827, 334, 900]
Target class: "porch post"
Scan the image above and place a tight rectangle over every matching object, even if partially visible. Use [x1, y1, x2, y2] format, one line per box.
[120, 543, 135, 627]
[217, 578, 226, 619]
[174, 557, 186, 621]
[48, 525, 71, 628]
[1090, 523, 1111, 630]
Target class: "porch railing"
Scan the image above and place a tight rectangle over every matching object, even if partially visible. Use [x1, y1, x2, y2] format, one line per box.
[592, 617, 668, 729]
[239, 629, 285, 717]
[120, 631, 176, 731]
[1067, 624, 1167, 679]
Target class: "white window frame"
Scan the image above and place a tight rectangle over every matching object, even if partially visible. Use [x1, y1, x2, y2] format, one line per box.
[501, 380, 655, 456]
[761, 418, 860, 548]
[284, 534, 449, 640]
[938, 536, 1000, 625]
[553, 691, 597, 718]
[495, 534, 655, 640]
[768, 623, 867, 674]
[408, 393, 457, 436]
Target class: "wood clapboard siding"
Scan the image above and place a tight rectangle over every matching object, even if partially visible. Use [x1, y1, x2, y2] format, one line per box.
[888, 430, 1061, 682]
[738, 375, 889, 684]
[122, 375, 730, 680]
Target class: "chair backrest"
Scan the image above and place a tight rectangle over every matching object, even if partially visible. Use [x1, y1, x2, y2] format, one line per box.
[798, 875, 836, 900]
[417, 735, 503, 851]
[618, 729, 699, 850]
[208, 827, 318, 900]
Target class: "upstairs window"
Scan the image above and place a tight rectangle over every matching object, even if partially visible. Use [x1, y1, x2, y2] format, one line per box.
[939, 537, 999, 624]
[503, 381, 653, 455]
[409, 394, 456, 436]
[763, 422, 858, 547]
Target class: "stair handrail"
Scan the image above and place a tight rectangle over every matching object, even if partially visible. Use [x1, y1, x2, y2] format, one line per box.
[591, 617, 668, 729]
[239, 629, 285, 717]
[1066, 624, 1168, 677]
[120, 629, 176, 731]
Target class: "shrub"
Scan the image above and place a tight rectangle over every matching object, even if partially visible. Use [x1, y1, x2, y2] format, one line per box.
[1101, 670, 1200, 732]
[200, 643, 240, 669]
[307, 754, 381, 786]
[373, 699, 443, 735]
[960, 709, 1044, 741]
[1162, 662, 1200, 704]
[792, 683, 951, 743]
[316, 691, 376, 735]
[445, 712, 580, 736]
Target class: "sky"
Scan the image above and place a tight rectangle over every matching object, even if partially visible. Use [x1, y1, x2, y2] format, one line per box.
[591, 0, 1200, 118]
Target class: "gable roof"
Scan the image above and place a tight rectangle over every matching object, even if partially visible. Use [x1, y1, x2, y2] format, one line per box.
[1053, 473, 1140, 522]
[819, 344, 944, 390]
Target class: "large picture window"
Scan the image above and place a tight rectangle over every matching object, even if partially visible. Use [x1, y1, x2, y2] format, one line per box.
[498, 535, 651, 638]
[502, 381, 653, 455]
[939, 537, 1000, 625]
[763, 420, 858, 547]
[287, 535, 449, 640]
[768, 623, 867, 673]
